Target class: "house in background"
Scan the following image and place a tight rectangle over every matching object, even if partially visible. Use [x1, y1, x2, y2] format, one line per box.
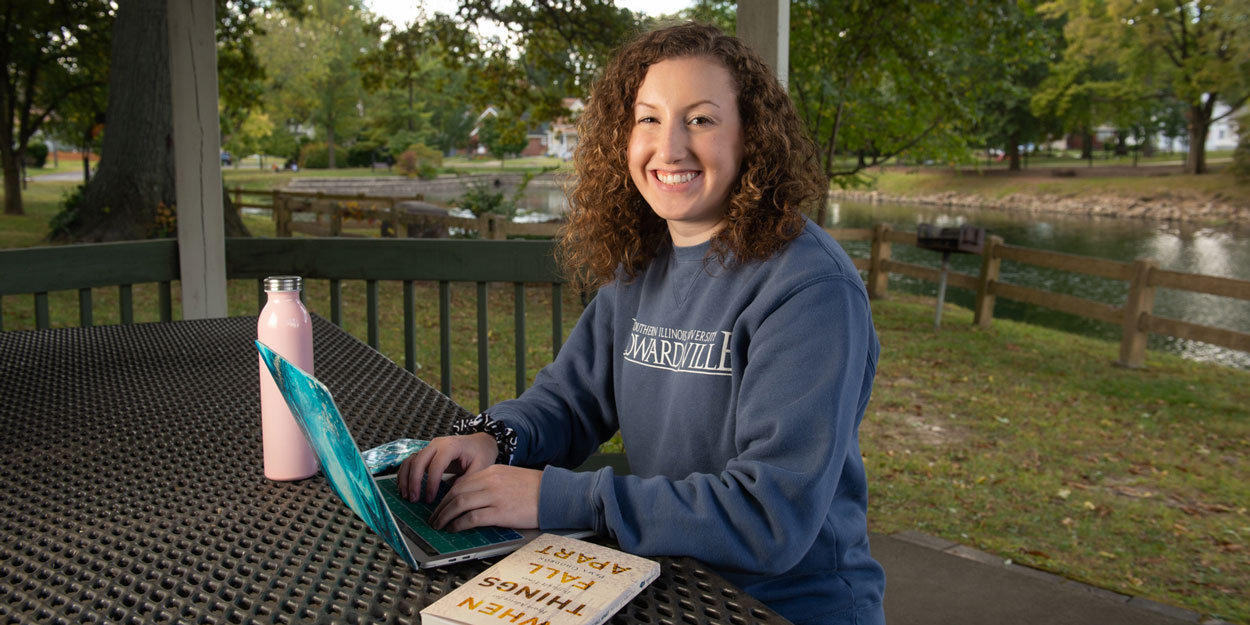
[466, 98, 585, 159]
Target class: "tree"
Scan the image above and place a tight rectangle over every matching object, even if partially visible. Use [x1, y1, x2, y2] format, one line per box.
[433, 0, 643, 127]
[53, 0, 288, 241]
[788, 1, 1035, 223]
[1, 1, 112, 216]
[476, 113, 528, 166]
[978, 3, 1063, 170]
[257, 1, 372, 169]
[1043, 0, 1250, 174]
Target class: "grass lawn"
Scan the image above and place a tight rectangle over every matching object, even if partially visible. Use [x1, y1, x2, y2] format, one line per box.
[3, 168, 1248, 623]
[864, 164, 1250, 207]
[865, 295, 1248, 624]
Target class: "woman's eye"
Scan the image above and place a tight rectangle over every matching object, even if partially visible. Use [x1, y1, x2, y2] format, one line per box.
[637, 116, 658, 124]
[688, 116, 712, 126]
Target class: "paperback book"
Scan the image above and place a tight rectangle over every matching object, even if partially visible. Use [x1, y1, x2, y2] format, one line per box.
[421, 533, 660, 625]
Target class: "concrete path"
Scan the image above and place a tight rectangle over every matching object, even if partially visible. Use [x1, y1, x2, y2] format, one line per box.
[874, 530, 1230, 625]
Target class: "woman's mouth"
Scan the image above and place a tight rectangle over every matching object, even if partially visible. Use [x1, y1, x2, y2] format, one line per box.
[654, 170, 699, 185]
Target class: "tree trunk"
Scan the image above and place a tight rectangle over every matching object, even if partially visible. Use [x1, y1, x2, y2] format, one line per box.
[327, 120, 336, 169]
[1185, 104, 1209, 175]
[1080, 129, 1094, 161]
[58, 0, 248, 242]
[1, 145, 22, 216]
[1007, 131, 1021, 171]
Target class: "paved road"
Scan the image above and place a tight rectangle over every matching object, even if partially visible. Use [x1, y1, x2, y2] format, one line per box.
[29, 170, 87, 182]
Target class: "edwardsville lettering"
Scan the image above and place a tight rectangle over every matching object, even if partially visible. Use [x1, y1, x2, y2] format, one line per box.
[623, 318, 732, 376]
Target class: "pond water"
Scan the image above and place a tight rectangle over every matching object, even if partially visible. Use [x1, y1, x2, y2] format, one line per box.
[491, 188, 1250, 369]
[827, 201, 1250, 370]
[281, 179, 1250, 369]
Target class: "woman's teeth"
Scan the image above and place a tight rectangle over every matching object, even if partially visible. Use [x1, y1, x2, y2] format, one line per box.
[657, 171, 696, 185]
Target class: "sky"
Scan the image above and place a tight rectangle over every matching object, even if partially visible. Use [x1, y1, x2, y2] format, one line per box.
[365, 0, 693, 26]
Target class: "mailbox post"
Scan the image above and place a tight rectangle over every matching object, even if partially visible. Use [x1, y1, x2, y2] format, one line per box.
[916, 224, 986, 328]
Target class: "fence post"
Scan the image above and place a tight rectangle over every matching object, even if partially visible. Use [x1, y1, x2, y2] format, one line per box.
[867, 223, 892, 299]
[973, 235, 1003, 327]
[275, 194, 291, 237]
[1117, 258, 1159, 368]
[233, 187, 243, 213]
[330, 203, 343, 237]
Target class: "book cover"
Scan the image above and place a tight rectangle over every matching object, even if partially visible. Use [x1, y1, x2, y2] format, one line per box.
[421, 534, 660, 625]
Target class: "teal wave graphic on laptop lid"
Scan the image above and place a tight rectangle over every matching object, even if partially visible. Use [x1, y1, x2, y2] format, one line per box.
[256, 340, 419, 568]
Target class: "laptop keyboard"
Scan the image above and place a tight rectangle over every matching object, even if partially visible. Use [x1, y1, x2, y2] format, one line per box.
[376, 477, 523, 555]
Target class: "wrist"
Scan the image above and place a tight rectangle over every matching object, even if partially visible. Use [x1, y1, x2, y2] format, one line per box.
[451, 412, 518, 465]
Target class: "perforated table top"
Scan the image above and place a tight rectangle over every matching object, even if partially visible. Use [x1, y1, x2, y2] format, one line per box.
[0, 317, 788, 625]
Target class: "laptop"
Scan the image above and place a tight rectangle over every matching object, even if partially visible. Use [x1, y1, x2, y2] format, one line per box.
[256, 340, 592, 569]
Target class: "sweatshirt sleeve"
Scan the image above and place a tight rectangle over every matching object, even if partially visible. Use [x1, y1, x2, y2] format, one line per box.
[486, 286, 621, 470]
[537, 276, 876, 576]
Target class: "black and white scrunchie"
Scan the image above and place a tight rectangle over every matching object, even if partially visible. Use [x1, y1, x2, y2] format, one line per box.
[451, 413, 518, 465]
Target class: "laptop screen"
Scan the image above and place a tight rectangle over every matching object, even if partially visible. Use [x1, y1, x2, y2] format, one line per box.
[257, 340, 420, 568]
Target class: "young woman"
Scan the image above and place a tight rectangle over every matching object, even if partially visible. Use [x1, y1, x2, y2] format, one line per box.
[398, 22, 885, 625]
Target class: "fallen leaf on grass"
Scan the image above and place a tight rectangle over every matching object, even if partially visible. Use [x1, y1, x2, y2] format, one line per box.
[1020, 549, 1051, 559]
[1057, 488, 1072, 499]
[1098, 551, 1117, 559]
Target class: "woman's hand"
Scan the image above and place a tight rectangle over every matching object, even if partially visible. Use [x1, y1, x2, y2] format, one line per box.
[397, 432, 497, 503]
[429, 465, 542, 532]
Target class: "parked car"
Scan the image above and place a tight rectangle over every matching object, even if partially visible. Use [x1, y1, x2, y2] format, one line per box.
[221, 151, 232, 166]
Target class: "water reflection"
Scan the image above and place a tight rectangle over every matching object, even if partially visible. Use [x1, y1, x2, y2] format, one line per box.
[417, 183, 1249, 369]
[828, 200, 1250, 370]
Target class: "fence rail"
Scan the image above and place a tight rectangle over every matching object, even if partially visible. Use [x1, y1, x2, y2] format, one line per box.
[1, 238, 565, 411]
[4, 227, 1249, 377]
[859, 224, 1250, 367]
[266, 190, 562, 240]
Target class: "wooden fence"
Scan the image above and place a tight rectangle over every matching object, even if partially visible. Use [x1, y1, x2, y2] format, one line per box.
[261, 189, 561, 240]
[0, 238, 565, 412]
[844, 223, 1250, 368]
[3, 226, 1248, 373]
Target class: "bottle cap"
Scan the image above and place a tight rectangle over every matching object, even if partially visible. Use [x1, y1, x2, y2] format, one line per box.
[263, 276, 302, 292]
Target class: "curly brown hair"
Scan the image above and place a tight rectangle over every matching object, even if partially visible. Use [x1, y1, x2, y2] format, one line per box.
[559, 21, 827, 290]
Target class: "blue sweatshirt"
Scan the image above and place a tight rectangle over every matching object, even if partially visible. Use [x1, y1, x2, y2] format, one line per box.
[488, 219, 885, 625]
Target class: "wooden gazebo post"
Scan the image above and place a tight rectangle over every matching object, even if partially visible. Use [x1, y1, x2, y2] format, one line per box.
[168, 0, 227, 319]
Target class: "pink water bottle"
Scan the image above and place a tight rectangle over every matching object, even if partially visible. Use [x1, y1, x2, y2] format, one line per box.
[258, 275, 319, 481]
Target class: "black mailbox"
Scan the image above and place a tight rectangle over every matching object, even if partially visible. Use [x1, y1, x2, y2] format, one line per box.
[916, 224, 985, 255]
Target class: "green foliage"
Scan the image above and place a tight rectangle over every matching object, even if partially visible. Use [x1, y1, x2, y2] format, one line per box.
[255, 1, 374, 166]
[1040, 0, 1250, 173]
[1233, 114, 1250, 182]
[454, 172, 536, 219]
[346, 141, 382, 168]
[299, 142, 330, 169]
[477, 115, 529, 166]
[427, 1, 641, 130]
[789, 0, 1032, 186]
[24, 142, 49, 168]
[1, 1, 111, 214]
[46, 184, 87, 241]
[396, 143, 442, 179]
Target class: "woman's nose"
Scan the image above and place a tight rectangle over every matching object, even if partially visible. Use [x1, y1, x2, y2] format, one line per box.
[656, 122, 688, 163]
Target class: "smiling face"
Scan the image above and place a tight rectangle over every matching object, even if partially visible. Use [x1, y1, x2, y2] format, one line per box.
[628, 56, 744, 247]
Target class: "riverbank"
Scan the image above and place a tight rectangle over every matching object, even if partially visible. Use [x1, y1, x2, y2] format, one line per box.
[836, 165, 1250, 226]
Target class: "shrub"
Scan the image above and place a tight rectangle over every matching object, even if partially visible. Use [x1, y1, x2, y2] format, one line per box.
[1233, 114, 1250, 182]
[346, 142, 380, 168]
[298, 142, 330, 169]
[396, 143, 442, 180]
[25, 142, 49, 168]
[47, 184, 86, 241]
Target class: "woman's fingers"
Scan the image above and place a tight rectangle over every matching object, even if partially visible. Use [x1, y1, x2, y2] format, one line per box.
[429, 466, 541, 532]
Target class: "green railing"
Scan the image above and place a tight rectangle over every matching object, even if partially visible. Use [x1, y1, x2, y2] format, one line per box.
[0, 238, 567, 411]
